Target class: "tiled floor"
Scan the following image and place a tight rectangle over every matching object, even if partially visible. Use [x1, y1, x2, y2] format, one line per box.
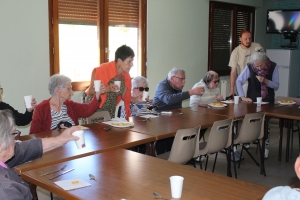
[36, 119, 299, 199]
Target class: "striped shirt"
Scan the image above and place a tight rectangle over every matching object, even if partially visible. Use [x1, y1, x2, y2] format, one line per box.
[50, 104, 75, 130]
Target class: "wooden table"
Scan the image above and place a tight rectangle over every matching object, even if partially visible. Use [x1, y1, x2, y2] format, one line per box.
[129, 108, 230, 156]
[15, 124, 155, 200]
[21, 149, 269, 200]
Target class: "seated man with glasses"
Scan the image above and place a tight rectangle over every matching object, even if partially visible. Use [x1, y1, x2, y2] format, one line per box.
[153, 67, 204, 112]
[190, 70, 223, 106]
[0, 85, 37, 126]
[120, 76, 150, 118]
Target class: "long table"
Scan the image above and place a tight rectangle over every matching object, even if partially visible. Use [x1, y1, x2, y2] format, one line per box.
[21, 149, 269, 200]
[15, 124, 155, 199]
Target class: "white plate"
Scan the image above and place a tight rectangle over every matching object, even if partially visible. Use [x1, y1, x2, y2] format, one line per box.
[253, 102, 269, 105]
[221, 100, 234, 104]
[277, 101, 296, 105]
[208, 103, 227, 108]
[110, 122, 134, 128]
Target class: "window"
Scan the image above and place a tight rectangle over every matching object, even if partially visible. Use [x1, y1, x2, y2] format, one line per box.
[208, 2, 255, 76]
[48, 0, 147, 91]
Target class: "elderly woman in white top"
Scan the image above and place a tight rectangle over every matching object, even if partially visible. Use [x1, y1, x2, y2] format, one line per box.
[190, 71, 223, 106]
[120, 76, 149, 118]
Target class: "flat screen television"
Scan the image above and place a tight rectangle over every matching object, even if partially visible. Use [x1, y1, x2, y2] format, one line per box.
[267, 9, 300, 34]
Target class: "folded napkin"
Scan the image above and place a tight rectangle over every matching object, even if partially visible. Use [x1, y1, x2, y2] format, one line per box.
[54, 178, 91, 190]
[161, 111, 172, 115]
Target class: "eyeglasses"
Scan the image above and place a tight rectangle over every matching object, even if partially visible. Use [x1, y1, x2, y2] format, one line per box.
[173, 76, 186, 81]
[0, 88, 3, 94]
[212, 80, 220, 84]
[134, 87, 149, 92]
[11, 130, 21, 140]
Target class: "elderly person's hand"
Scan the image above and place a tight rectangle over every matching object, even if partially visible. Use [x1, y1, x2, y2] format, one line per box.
[106, 84, 120, 93]
[241, 96, 253, 103]
[27, 98, 37, 112]
[216, 94, 224, 101]
[189, 86, 205, 96]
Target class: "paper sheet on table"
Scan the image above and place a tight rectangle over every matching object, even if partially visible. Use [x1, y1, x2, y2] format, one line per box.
[139, 114, 159, 119]
[54, 178, 91, 191]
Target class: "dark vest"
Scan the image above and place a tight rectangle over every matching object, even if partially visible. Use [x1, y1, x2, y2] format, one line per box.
[246, 61, 276, 103]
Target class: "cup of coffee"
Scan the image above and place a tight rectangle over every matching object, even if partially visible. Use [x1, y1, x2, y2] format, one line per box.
[114, 81, 121, 92]
[142, 91, 149, 101]
[170, 176, 184, 198]
[72, 130, 85, 149]
[257, 97, 262, 107]
[24, 95, 33, 108]
[94, 80, 101, 92]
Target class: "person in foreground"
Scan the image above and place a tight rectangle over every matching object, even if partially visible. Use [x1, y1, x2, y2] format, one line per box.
[0, 85, 37, 126]
[30, 74, 104, 133]
[190, 70, 223, 106]
[228, 29, 262, 97]
[263, 156, 300, 200]
[0, 110, 79, 200]
[236, 47, 279, 103]
[120, 76, 150, 118]
[153, 67, 204, 112]
[85, 45, 135, 119]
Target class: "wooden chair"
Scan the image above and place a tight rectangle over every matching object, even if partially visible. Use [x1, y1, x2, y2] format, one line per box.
[86, 111, 111, 124]
[197, 119, 233, 172]
[167, 126, 201, 166]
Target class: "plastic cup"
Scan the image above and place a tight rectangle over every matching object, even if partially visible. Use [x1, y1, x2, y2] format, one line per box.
[170, 176, 184, 198]
[257, 97, 262, 107]
[72, 130, 85, 149]
[94, 80, 101, 92]
[24, 95, 32, 108]
[142, 91, 149, 101]
[114, 81, 121, 92]
[234, 96, 239, 104]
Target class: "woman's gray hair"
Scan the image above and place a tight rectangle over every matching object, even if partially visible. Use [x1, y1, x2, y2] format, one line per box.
[167, 67, 185, 80]
[48, 74, 71, 96]
[249, 47, 268, 64]
[132, 76, 148, 88]
[0, 110, 15, 152]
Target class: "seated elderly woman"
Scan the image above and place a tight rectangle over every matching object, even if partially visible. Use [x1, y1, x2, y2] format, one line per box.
[236, 47, 279, 103]
[0, 110, 79, 199]
[120, 76, 149, 118]
[0, 85, 37, 126]
[30, 74, 105, 134]
[190, 70, 223, 107]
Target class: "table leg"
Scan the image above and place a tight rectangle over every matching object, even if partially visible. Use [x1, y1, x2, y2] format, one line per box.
[29, 182, 38, 200]
[145, 141, 157, 157]
[278, 118, 284, 161]
[227, 121, 236, 178]
[286, 120, 292, 162]
[261, 116, 269, 175]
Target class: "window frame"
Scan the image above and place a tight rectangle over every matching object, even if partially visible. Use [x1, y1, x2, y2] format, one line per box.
[208, 1, 255, 76]
[48, 0, 147, 91]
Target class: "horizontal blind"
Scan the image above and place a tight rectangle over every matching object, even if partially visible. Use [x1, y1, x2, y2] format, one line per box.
[58, 0, 97, 24]
[235, 11, 251, 47]
[212, 8, 232, 70]
[108, 0, 139, 27]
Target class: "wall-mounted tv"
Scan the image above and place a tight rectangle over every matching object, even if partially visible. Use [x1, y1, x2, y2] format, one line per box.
[267, 9, 300, 34]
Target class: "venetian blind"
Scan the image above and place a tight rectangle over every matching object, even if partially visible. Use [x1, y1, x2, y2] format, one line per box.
[211, 8, 232, 71]
[108, 0, 139, 27]
[235, 11, 251, 47]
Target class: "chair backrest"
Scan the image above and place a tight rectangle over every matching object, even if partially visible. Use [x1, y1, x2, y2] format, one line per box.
[199, 118, 233, 156]
[234, 112, 265, 144]
[168, 126, 201, 164]
[86, 110, 111, 124]
[115, 100, 123, 118]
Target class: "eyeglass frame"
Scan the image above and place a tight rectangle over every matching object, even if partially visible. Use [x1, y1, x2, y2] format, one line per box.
[173, 76, 186, 81]
[11, 130, 21, 140]
[212, 80, 220, 84]
[133, 87, 149, 92]
[0, 88, 3, 94]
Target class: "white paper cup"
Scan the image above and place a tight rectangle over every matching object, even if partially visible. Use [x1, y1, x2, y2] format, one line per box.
[170, 176, 184, 198]
[114, 81, 121, 92]
[257, 97, 262, 107]
[94, 80, 101, 92]
[234, 96, 239, 104]
[72, 130, 85, 149]
[24, 95, 32, 108]
[142, 91, 149, 101]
